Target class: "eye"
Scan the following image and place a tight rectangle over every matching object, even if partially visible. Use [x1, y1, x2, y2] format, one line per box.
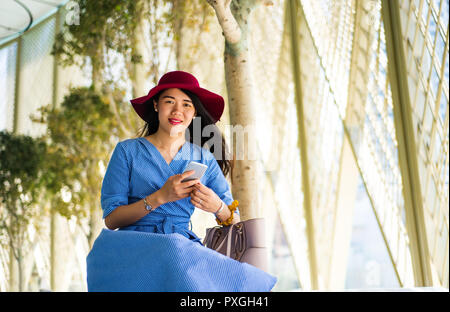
[184, 103, 192, 107]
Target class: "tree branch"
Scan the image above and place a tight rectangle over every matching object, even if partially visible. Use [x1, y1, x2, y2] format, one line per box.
[104, 86, 134, 138]
[206, 0, 242, 44]
[256, 0, 274, 6]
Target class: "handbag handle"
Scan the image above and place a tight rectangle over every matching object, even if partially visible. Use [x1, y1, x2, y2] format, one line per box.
[212, 224, 235, 257]
[204, 226, 218, 247]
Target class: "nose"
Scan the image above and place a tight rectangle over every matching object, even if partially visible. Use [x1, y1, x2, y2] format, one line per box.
[171, 102, 184, 114]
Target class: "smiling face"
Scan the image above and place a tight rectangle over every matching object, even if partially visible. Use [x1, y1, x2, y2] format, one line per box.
[153, 88, 197, 136]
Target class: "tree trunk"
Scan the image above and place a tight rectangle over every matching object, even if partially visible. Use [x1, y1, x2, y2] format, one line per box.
[91, 29, 105, 92]
[87, 160, 103, 249]
[9, 256, 25, 291]
[50, 205, 56, 290]
[91, 54, 103, 92]
[8, 248, 18, 291]
[17, 249, 23, 291]
[208, 0, 272, 220]
[7, 217, 24, 291]
[50, 205, 73, 291]
[89, 41, 106, 247]
[130, 0, 150, 98]
[224, 48, 259, 221]
[171, 0, 185, 65]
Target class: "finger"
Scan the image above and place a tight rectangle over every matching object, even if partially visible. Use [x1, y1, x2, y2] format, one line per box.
[177, 186, 198, 199]
[191, 188, 208, 201]
[179, 170, 195, 181]
[178, 187, 196, 197]
[190, 196, 203, 208]
[194, 182, 209, 195]
[180, 178, 200, 188]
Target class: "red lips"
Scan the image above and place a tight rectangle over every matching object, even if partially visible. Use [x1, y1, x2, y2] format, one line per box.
[169, 118, 183, 125]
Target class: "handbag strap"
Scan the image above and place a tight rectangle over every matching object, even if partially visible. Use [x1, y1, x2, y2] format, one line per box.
[226, 224, 234, 257]
[204, 228, 215, 247]
[214, 224, 235, 256]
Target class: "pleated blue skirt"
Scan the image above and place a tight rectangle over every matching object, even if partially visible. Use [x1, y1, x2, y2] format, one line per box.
[86, 220, 277, 292]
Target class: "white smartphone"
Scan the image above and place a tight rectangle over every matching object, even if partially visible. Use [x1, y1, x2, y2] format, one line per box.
[181, 161, 208, 182]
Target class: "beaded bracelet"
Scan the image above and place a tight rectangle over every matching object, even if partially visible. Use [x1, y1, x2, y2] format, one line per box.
[216, 200, 239, 226]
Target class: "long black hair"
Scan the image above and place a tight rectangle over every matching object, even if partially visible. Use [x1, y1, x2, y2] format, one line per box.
[135, 88, 234, 178]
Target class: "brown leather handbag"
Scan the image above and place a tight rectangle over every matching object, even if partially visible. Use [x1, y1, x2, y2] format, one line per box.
[203, 218, 269, 272]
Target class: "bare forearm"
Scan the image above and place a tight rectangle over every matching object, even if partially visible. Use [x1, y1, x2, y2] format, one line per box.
[230, 212, 241, 224]
[215, 201, 241, 224]
[105, 191, 164, 230]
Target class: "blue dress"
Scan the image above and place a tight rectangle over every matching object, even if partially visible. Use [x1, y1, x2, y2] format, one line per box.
[86, 137, 277, 291]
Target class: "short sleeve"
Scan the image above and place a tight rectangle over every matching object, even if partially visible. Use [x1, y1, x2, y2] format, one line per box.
[101, 142, 130, 219]
[205, 156, 240, 216]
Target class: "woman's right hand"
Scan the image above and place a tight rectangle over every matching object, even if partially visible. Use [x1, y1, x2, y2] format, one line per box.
[157, 170, 199, 204]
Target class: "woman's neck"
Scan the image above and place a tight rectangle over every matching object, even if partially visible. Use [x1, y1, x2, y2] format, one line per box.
[148, 130, 185, 152]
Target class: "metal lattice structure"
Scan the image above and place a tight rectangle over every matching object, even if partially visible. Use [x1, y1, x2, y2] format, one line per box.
[0, 4, 91, 291]
[396, 0, 449, 286]
[0, 0, 448, 291]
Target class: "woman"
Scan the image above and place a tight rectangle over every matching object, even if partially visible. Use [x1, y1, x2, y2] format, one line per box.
[86, 71, 276, 291]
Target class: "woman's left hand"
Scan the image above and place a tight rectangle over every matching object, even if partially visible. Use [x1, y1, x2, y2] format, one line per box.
[190, 182, 222, 213]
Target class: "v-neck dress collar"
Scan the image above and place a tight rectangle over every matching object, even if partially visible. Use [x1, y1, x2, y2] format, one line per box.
[139, 137, 187, 169]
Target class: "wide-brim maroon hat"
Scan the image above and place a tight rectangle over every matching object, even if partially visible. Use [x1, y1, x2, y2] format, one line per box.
[130, 71, 224, 123]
